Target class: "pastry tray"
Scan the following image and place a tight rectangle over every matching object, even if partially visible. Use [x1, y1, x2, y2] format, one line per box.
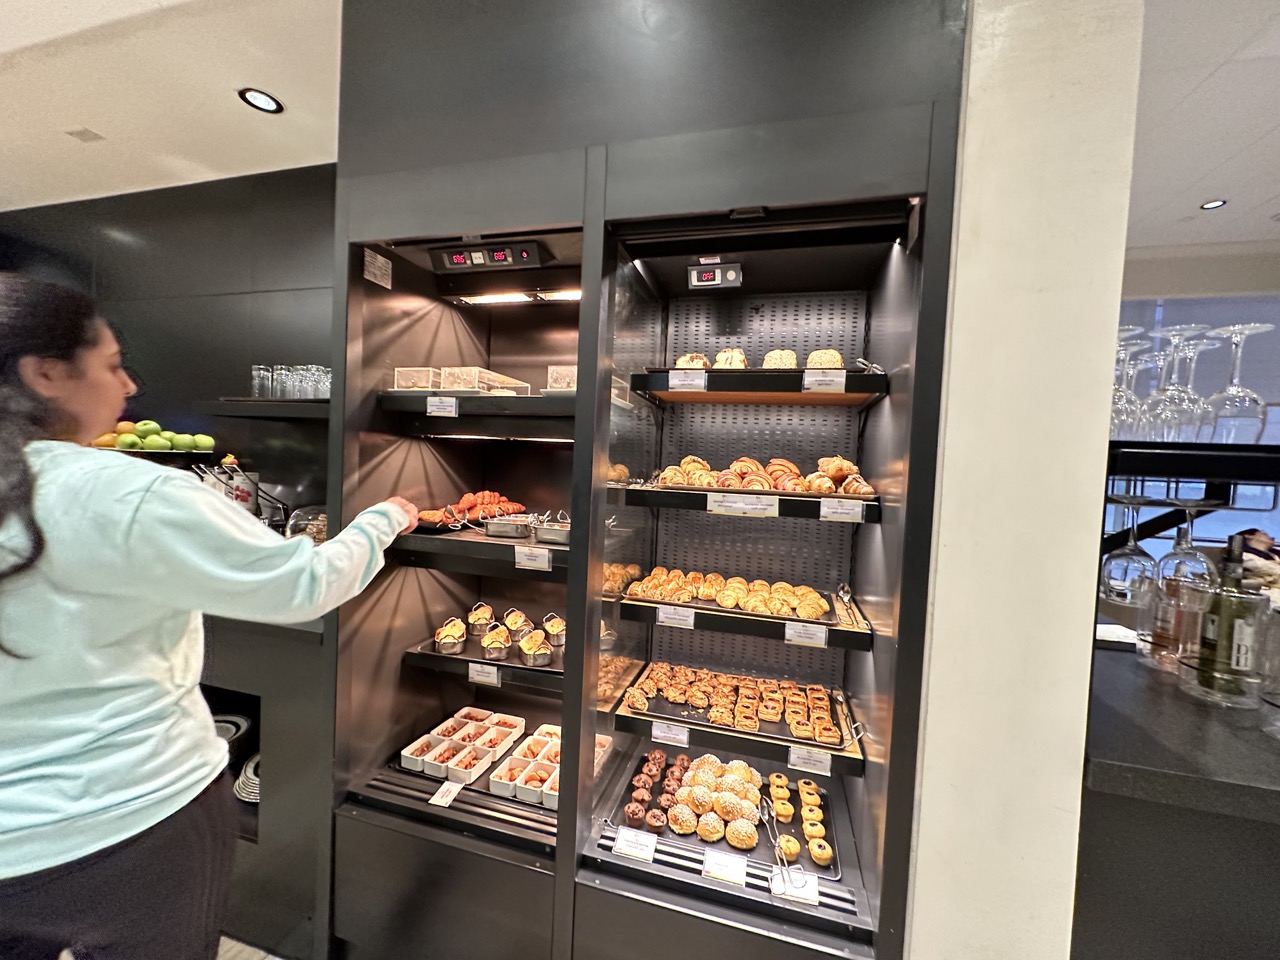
[638, 481, 875, 503]
[622, 591, 846, 629]
[620, 664, 860, 753]
[608, 751, 841, 881]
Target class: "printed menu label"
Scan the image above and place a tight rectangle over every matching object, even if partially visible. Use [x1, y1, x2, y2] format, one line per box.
[651, 721, 689, 747]
[426, 396, 459, 417]
[785, 622, 829, 648]
[702, 848, 747, 886]
[428, 781, 464, 807]
[514, 546, 553, 571]
[788, 745, 833, 777]
[705, 492, 779, 518]
[614, 826, 658, 863]
[802, 369, 846, 393]
[468, 663, 501, 687]
[656, 605, 696, 629]
[820, 498, 866, 522]
[666, 370, 707, 392]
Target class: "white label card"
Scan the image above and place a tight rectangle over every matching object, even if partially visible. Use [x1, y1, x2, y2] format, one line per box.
[426, 396, 459, 417]
[468, 663, 500, 686]
[666, 370, 707, 392]
[702, 848, 748, 886]
[651, 721, 689, 747]
[514, 546, 553, 571]
[614, 826, 658, 863]
[705, 492, 779, 518]
[788, 745, 833, 777]
[802, 369, 846, 393]
[428, 781, 464, 807]
[770, 867, 821, 904]
[785, 621, 829, 648]
[819, 498, 866, 522]
[656, 605, 696, 629]
[362, 248, 392, 289]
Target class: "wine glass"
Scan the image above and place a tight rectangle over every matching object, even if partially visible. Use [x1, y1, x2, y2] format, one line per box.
[1111, 339, 1151, 440]
[1144, 326, 1209, 442]
[1138, 526, 1218, 672]
[1178, 339, 1222, 441]
[1099, 505, 1157, 607]
[1117, 325, 1144, 340]
[1207, 323, 1275, 444]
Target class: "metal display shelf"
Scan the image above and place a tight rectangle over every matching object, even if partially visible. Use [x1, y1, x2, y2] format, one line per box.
[630, 370, 887, 409]
[402, 636, 564, 691]
[608, 484, 880, 524]
[389, 528, 570, 582]
[613, 597, 872, 651]
[194, 399, 331, 420]
[1108, 441, 1280, 483]
[378, 391, 576, 441]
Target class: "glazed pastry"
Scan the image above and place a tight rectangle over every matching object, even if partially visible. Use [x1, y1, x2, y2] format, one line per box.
[658, 793, 677, 811]
[790, 720, 814, 740]
[690, 785, 716, 815]
[624, 802, 646, 828]
[770, 784, 791, 803]
[808, 838, 834, 866]
[806, 349, 844, 369]
[773, 799, 795, 823]
[762, 348, 798, 369]
[713, 793, 745, 822]
[803, 820, 827, 841]
[679, 455, 711, 473]
[466, 603, 493, 625]
[696, 812, 726, 843]
[645, 809, 668, 834]
[805, 472, 837, 495]
[801, 804, 824, 823]
[725, 819, 759, 851]
[768, 772, 789, 789]
[675, 352, 711, 369]
[668, 803, 698, 835]
[777, 835, 801, 863]
[712, 347, 748, 369]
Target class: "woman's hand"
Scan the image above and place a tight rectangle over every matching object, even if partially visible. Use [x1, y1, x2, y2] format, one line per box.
[384, 496, 419, 533]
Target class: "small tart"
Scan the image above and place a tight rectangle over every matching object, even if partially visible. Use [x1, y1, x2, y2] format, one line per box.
[801, 805, 824, 823]
[773, 799, 795, 823]
[799, 789, 822, 809]
[803, 820, 826, 841]
[770, 784, 791, 802]
[808, 838, 834, 866]
[777, 835, 801, 863]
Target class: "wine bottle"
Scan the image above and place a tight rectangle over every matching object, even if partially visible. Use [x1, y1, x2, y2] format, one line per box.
[1198, 534, 1259, 699]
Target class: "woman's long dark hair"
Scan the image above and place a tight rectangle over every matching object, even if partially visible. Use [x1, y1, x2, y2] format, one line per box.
[0, 273, 101, 654]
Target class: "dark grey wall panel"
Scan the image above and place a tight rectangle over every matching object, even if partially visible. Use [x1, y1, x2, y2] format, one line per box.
[344, 150, 587, 243]
[338, 0, 964, 178]
[250, 166, 341, 291]
[605, 106, 933, 220]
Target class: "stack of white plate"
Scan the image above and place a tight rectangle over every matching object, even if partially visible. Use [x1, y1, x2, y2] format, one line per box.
[233, 754, 260, 804]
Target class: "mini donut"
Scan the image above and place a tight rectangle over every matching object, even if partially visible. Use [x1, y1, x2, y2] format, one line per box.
[777, 835, 801, 863]
[808, 838, 833, 866]
[803, 820, 826, 841]
[801, 805, 824, 823]
[697, 812, 726, 843]
[773, 799, 795, 823]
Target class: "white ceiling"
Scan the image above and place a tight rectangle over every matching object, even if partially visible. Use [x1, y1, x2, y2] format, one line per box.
[1127, 0, 1280, 249]
[0, 0, 340, 212]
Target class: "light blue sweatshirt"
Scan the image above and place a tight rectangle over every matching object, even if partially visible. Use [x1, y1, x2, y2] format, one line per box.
[0, 441, 402, 879]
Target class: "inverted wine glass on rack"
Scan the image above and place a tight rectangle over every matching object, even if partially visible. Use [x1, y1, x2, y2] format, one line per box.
[1138, 525, 1219, 672]
[1178, 339, 1222, 441]
[1143, 325, 1209, 442]
[1099, 503, 1157, 608]
[1111, 339, 1152, 440]
[1207, 323, 1275, 444]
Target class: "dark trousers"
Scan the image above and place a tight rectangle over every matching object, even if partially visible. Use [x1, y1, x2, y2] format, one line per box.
[0, 770, 235, 960]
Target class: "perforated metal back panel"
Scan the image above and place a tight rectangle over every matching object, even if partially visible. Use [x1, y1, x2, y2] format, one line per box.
[650, 291, 867, 685]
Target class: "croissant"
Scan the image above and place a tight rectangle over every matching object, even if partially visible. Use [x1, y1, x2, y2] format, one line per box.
[775, 474, 808, 493]
[680, 455, 711, 472]
[840, 474, 875, 496]
[806, 472, 837, 494]
[728, 457, 763, 477]
[715, 471, 742, 488]
[818, 456, 857, 483]
[741, 472, 772, 490]
[767, 458, 801, 477]
[659, 466, 689, 486]
[689, 470, 718, 488]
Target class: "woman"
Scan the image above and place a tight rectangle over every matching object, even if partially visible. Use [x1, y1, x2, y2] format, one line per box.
[0, 273, 417, 959]
[1236, 528, 1280, 610]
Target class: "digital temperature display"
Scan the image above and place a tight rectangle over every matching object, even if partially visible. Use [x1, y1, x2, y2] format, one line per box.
[687, 263, 741, 290]
[698, 270, 717, 283]
[490, 249, 509, 263]
[448, 252, 468, 266]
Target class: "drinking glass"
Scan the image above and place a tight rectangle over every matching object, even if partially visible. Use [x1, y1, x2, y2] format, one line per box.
[1111, 339, 1151, 440]
[1099, 505, 1157, 607]
[1144, 326, 1208, 442]
[1137, 526, 1220, 671]
[1207, 323, 1275, 444]
[271, 365, 292, 399]
[251, 365, 272, 399]
[1177, 339, 1221, 441]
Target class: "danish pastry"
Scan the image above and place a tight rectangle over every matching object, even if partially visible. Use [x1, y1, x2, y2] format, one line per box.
[725, 819, 759, 851]
[808, 838, 834, 866]
[762, 348, 798, 369]
[790, 720, 814, 740]
[680, 455, 711, 472]
[806, 349, 844, 369]
[676, 352, 711, 369]
[688, 689, 710, 709]
[623, 688, 649, 711]
[815, 723, 842, 746]
[777, 835, 801, 863]
[708, 706, 734, 726]
[668, 803, 698, 835]
[697, 812, 726, 843]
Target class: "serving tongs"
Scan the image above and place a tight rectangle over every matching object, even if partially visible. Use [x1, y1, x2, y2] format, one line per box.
[759, 796, 818, 901]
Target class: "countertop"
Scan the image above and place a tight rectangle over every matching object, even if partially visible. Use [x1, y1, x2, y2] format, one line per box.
[1086, 648, 1280, 824]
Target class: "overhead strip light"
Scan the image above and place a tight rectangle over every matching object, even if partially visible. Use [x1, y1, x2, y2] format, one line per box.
[458, 293, 535, 305]
[538, 290, 582, 302]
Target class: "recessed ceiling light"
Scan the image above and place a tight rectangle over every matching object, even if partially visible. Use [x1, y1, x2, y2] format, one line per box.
[1199, 199, 1227, 210]
[237, 88, 284, 114]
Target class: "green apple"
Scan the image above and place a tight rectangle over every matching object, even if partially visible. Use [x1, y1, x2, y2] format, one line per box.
[171, 434, 197, 451]
[134, 420, 162, 439]
[159, 431, 177, 443]
[193, 434, 216, 451]
[115, 433, 144, 450]
[142, 435, 172, 451]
